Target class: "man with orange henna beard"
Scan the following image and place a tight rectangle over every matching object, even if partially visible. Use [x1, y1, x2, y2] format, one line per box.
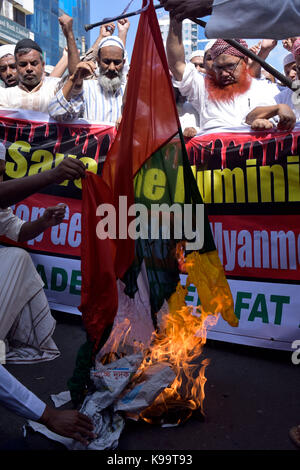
[166, 15, 296, 133]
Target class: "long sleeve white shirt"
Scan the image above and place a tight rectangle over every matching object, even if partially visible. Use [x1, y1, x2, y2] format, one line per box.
[0, 364, 45, 420]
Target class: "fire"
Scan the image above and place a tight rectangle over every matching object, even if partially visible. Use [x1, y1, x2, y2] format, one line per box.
[136, 290, 219, 426]
[98, 244, 237, 426]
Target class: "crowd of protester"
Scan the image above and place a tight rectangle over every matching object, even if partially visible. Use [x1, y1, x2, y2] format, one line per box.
[0, 4, 300, 449]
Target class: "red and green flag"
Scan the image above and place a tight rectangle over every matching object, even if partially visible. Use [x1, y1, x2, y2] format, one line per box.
[79, 0, 238, 354]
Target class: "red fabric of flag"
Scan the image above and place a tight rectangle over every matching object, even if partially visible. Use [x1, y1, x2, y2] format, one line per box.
[102, 0, 180, 279]
[80, 0, 180, 345]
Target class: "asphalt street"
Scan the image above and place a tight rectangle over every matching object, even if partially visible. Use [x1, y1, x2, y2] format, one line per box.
[0, 311, 299, 454]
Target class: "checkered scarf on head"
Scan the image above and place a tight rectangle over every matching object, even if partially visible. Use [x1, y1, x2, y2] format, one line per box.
[292, 38, 300, 58]
[210, 39, 249, 60]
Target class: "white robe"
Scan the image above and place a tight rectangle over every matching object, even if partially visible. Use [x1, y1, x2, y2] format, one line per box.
[173, 62, 276, 134]
[0, 208, 60, 363]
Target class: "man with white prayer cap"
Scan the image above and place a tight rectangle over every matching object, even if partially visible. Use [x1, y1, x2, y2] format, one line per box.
[283, 53, 297, 82]
[0, 44, 18, 88]
[48, 35, 127, 123]
[189, 50, 205, 73]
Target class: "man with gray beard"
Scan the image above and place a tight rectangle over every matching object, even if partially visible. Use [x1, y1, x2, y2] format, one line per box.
[48, 36, 126, 124]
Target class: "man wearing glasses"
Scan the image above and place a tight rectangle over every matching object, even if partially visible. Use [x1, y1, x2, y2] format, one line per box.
[166, 16, 295, 133]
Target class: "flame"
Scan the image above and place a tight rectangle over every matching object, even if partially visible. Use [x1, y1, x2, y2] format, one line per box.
[98, 244, 237, 426]
[137, 293, 219, 426]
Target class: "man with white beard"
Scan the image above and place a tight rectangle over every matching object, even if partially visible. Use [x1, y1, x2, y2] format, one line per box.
[48, 36, 126, 124]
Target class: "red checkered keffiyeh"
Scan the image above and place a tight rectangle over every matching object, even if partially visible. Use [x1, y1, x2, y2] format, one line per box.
[292, 38, 300, 58]
[210, 39, 249, 60]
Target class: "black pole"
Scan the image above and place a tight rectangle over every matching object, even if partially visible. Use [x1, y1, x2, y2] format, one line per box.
[84, 3, 163, 31]
[84, 5, 293, 90]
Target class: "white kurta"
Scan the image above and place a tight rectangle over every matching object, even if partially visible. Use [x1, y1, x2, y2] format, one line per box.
[173, 62, 277, 133]
[0, 208, 60, 363]
[0, 77, 61, 114]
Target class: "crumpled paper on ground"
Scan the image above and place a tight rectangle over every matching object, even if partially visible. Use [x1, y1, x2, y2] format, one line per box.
[50, 390, 71, 408]
[71, 353, 143, 450]
[115, 362, 176, 418]
[72, 356, 176, 450]
[26, 353, 176, 451]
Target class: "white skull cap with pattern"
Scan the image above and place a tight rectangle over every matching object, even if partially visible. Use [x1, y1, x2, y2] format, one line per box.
[189, 49, 204, 61]
[0, 44, 15, 59]
[98, 36, 125, 51]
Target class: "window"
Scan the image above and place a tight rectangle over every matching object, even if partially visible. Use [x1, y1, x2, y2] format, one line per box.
[13, 7, 26, 27]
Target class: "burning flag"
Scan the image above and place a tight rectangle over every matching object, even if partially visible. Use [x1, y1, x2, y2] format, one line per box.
[70, 0, 238, 414]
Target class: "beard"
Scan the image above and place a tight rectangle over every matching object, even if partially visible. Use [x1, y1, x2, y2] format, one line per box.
[205, 64, 252, 103]
[98, 70, 123, 93]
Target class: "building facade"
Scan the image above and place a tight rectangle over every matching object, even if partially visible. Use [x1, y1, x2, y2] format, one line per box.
[0, 0, 34, 46]
[26, 0, 90, 66]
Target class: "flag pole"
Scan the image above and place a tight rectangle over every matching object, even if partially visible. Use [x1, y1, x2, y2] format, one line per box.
[84, 4, 293, 90]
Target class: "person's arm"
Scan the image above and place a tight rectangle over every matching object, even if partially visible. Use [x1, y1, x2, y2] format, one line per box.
[61, 61, 96, 101]
[18, 204, 66, 242]
[48, 61, 97, 122]
[246, 103, 296, 131]
[117, 18, 130, 47]
[0, 365, 95, 446]
[50, 47, 68, 78]
[59, 14, 81, 76]
[248, 40, 278, 79]
[0, 157, 86, 209]
[159, 0, 213, 21]
[166, 16, 186, 81]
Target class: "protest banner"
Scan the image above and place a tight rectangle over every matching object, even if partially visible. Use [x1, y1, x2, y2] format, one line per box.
[1, 110, 299, 350]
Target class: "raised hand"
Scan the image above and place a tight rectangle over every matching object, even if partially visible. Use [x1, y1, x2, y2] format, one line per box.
[100, 22, 115, 38]
[59, 14, 74, 38]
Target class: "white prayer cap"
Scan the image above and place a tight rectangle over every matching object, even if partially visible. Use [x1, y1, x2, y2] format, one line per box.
[0, 142, 6, 160]
[204, 39, 216, 53]
[189, 49, 204, 61]
[283, 53, 295, 67]
[98, 36, 125, 52]
[0, 44, 15, 60]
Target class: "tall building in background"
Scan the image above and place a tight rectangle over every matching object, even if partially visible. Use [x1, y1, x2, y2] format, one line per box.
[26, 0, 90, 66]
[0, 0, 34, 46]
[158, 13, 209, 59]
[58, 0, 90, 57]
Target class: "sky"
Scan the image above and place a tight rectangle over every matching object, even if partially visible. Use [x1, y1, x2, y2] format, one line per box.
[89, 0, 286, 73]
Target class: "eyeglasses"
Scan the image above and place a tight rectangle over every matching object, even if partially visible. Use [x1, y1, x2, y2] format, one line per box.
[213, 58, 242, 74]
